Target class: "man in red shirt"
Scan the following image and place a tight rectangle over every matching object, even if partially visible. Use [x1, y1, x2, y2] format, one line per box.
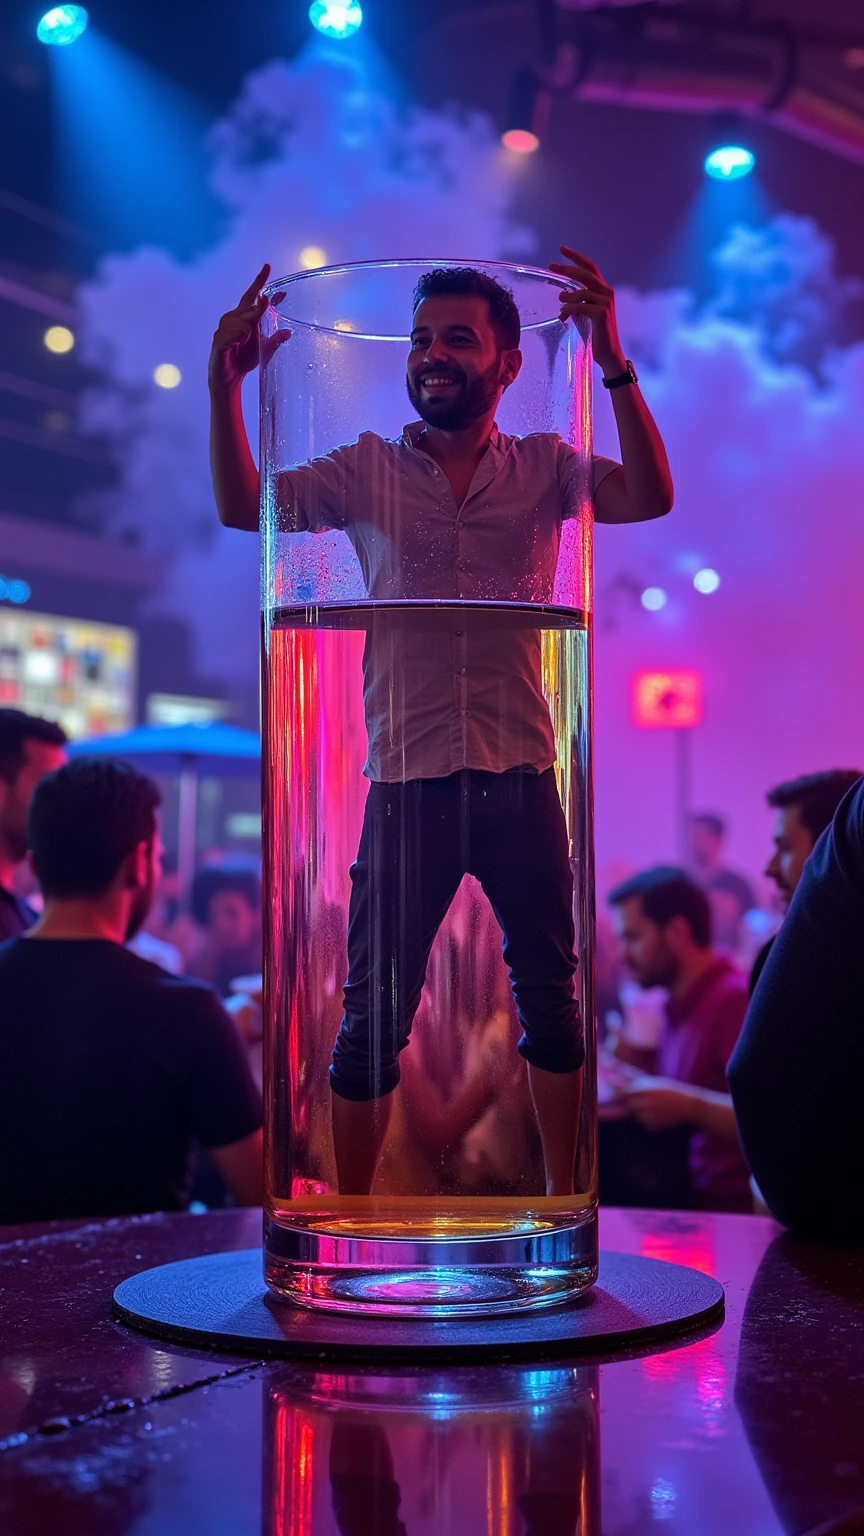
[608, 867, 750, 1211]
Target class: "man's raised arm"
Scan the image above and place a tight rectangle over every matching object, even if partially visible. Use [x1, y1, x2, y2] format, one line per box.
[208, 263, 277, 532]
[550, 245, 674, 525]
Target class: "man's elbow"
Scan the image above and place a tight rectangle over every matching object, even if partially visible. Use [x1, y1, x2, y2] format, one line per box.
[217, 502, 259, 532]
[645, 482, 674, 520]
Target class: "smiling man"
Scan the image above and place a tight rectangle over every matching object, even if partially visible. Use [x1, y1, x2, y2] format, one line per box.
[209, 249, 673, 1198]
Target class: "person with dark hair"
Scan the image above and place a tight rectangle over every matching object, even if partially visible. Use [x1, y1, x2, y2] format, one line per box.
[0, 758, 263, 1223]
[0, 708, 67, 941]
[728, 777, 864, 1238]
[607, 866, 751, 1211]
[209, 248, 673, 1197]
[750, 768, 863, 992]
[188, 863, 262, 997]
[688, 812, 756, 954]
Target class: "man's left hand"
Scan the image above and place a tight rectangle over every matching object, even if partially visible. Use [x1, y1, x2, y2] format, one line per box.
[549, 246, 625, 377]
[623, 1076, 695, 1131]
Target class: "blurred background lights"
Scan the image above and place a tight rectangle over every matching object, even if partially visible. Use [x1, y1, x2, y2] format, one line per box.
[43, 325, 75, 354]
[501, 129, 540, 155]
[37, 5, 88, 45]
[694, 567, 721, 593]
[153, 363, 182, 389]
[299, 245, 328, 270]
[0, 576, 32, 605]
[704, 145, 755, 181]
[641, 586, 668, 612]
[309, 0, 363, 40]
[333, 319, 353, 331]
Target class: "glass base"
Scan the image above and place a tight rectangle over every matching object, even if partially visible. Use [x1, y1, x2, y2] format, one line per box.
[264, 1207, 598, 1318]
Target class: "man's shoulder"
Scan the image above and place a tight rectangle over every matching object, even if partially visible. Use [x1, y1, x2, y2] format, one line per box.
[118, 948, 223, 1009]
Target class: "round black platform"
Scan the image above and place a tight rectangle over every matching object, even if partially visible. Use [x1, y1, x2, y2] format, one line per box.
[113, 1249, 724, 1360]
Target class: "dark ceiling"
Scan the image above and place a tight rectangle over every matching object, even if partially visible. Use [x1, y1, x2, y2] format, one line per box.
[2, 0, 863, 528]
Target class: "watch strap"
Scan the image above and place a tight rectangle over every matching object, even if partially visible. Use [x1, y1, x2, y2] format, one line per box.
[602, 360, 638, 390]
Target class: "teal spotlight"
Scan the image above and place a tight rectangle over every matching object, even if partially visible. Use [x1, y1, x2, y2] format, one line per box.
[37, 5, 88, 44]
[309, 0, 363, 39]
[704, 145, 755, 181]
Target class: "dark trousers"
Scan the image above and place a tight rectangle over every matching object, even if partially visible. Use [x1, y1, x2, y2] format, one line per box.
[330, 768, 584, 1102]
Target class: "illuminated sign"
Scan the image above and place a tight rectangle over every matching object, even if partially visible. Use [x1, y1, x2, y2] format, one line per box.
[0, 608, 136, 738]
[632, 669, 704, 729]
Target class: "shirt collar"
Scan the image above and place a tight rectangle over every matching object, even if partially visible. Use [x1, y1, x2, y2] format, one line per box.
[402, 421, 505, 455]
[666, 956, 735, 1026]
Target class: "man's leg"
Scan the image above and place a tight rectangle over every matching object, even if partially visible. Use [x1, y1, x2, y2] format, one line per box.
[471, 769, 584, 1198]
[331, 777, 463, 1195]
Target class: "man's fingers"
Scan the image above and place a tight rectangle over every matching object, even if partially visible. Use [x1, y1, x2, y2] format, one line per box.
[238, 263, 271, 307]
[559, 245, 599, 272]
[550, 264, 609, 295]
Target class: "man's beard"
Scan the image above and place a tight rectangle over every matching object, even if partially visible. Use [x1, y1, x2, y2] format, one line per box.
[406, 356, 502, 431]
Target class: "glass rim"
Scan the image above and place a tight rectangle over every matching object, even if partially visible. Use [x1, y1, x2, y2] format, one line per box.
[262, 256, 579, 342]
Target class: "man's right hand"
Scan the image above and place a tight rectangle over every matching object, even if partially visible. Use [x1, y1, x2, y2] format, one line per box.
[208, 264, 273, 393]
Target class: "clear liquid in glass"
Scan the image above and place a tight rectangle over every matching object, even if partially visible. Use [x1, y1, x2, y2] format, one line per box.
[263, 599, 597, 1316]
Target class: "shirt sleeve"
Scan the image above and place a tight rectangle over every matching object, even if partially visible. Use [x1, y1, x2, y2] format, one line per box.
[728, 778, 864, 1238]
[181, 990, 263, 1150]
[557, 442, 621, 520]
[275, 439, 362, 532]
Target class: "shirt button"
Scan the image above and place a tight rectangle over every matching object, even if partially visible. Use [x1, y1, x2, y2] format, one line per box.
[432, 468, 439, 476]
[459, 666, 466, 675]
[455, 629, 463, 637]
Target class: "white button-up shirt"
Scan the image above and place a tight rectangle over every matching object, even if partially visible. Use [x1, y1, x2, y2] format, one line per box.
[279, 424, 618, 783]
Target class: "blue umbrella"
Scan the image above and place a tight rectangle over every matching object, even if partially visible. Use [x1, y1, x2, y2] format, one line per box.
[70, 722, 261, 897]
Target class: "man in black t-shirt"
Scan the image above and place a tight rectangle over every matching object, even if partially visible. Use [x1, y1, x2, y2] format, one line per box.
[0, 758, 263, 1225]
[0, 709, 67, 943]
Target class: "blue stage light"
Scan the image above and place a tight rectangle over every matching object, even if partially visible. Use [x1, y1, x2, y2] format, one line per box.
[309, 0, 363, 39]
[37, 6, 88, 45]
[704, 145, 755, 181]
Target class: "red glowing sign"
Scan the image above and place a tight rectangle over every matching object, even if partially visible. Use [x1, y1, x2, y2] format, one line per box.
[632, 670, 704, 729]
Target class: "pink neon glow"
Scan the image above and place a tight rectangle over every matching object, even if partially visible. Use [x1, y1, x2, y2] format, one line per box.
[501, 128, 540, 154]
[632, 669, 705, 730]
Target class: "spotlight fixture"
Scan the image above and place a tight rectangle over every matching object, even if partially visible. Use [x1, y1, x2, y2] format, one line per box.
[309, 0, 363, 40]
[501, 70, 548, 154]
[37, 6, 88, 45]
[704, 144, 755, 180]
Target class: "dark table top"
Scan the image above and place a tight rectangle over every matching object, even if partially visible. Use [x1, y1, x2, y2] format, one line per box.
[0, 1206, 862, 1535]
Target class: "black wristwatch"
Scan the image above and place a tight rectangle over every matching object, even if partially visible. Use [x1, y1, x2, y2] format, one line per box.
[602, 360, 639, 390]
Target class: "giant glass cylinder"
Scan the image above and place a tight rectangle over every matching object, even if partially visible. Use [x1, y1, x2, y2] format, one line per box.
[260, 259, 598, 1316]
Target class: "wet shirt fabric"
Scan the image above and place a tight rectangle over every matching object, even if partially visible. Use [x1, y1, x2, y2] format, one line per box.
[658, 957, 751, 1208]
[279, 425, 618, 783]
[0, 937, 262, 1223]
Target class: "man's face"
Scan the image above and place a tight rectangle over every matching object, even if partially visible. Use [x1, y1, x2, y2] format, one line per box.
[406, 294, 518, 431]
[125, 831, 163, 942]
[612, 897, 678, 990]
[0, 739, 67, 864]
[689, 821, 722, 871]
[208, 889, 256, 952]
[764, 804, 813, 908]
